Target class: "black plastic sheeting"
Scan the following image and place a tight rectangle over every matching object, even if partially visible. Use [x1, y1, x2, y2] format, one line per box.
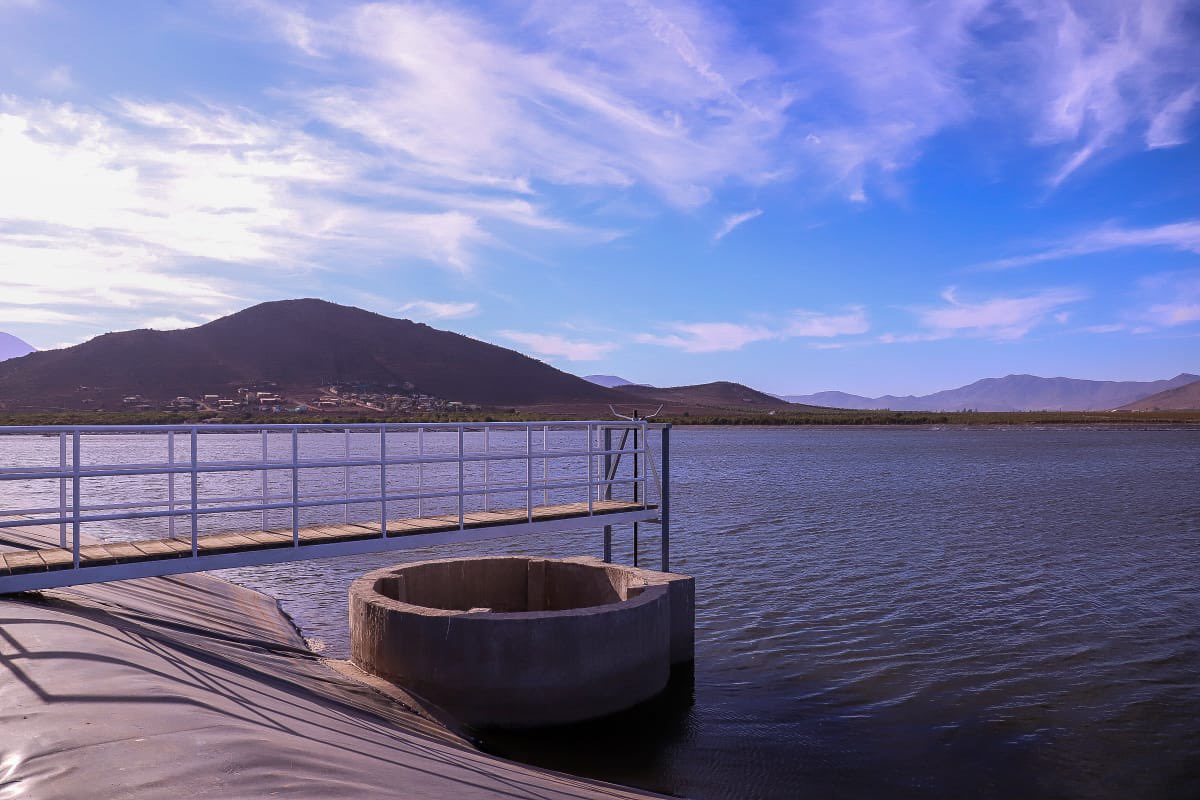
[0, 542, 663, 799]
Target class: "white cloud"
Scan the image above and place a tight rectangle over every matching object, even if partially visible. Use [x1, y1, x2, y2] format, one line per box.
[141, 315, 209, 330]
[1019, 0, 1199, 185]
[1147, 86, 1200, 149]
[0, 305, 86, 325]
[790, 0, 1200, 195]
[498, 330, 617, 361]
[636, 321, 774, 353]
[784, 307, 869, 337]
[793, 0, 987, 201]
[982, 219, 1200, 270]
[713, 209, 762, 241]
[913, 286, 1087, 341]
[268, 1, 788, 209]
[398, 300, 479, 320]
[638, 307, 869, 352]
[1136, 270, 1200, 328]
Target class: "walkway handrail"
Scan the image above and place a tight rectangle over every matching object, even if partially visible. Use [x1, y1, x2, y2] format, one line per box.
[0, 421, 670, 576]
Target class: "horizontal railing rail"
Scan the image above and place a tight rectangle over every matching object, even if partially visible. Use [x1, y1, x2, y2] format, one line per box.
[0, 421, 671, 586]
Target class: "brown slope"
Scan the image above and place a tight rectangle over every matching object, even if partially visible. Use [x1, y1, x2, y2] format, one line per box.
[1118, 379, 1200, 410]
[0, 299, 621, 409]
[613, 381, 794, 410]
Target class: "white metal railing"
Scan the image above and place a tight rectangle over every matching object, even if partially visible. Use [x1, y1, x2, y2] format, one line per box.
[0, 421, 669, 578]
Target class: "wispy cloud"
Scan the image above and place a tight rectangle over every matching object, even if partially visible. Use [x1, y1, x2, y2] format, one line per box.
[636, 321, 774, 353]
[398, 300, 479, 320]
[141, 315, 206, 331]
[792, 0, 986, 202]
[905, 286, 1086, 341]
[637, 307, 869, 352]
[0, 305, 86, 325]
[498, 330, 617, 361]
[1020, 1, 1199, 185]
[1147, 86, 1200, 149]
[981, 220, 1200, 270]
[262, 0, 788, 209]
[785, 307, 869, 337]
[790, 0, 1200, 196]
[1136, 270, 1200, 328]
[713, 209, 762, 241]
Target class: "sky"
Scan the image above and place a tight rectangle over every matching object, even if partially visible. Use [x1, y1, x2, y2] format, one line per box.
[0, 0, 1198, 396]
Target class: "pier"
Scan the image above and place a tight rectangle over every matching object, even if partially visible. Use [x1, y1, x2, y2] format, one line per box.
[0, 421, 669, 594]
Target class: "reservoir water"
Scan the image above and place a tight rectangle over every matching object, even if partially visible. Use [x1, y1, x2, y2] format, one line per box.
[5, 426, 1198, 798]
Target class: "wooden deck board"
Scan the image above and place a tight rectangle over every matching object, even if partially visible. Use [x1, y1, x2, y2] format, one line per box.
[0, 501, 654, 577]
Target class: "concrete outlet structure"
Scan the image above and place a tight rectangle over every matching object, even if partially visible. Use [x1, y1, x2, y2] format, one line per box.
[350, 555, 695, 728]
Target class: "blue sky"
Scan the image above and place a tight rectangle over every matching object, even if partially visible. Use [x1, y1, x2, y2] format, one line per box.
[0, 0, 1197, 396]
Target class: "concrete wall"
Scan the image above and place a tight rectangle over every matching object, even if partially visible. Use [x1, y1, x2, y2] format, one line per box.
[350, 556, 694, 728]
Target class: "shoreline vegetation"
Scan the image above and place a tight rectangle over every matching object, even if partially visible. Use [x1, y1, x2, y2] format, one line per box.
[1, 409, 1198, 427]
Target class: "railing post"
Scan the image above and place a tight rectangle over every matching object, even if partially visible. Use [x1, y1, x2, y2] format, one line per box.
[633, 422, 640, 568]
[291, 427, 300, 546]
[190, 428, 199, 557]
[526, 425, 533, 522]
[543, 424, 549, 506]
[167, 430, 176, 540]
[483, 425, 490, 512]
[603, 426, 612, 563]
[661, 424, 670, 572]
[71, 430, 80, 568]
[417, 427, 424, 518]
[379, 425, 388, 536]
[587, 423, 594, 516]
[344, 428, 351, 524]
[58, 432, 67, 547]
[261, 429, 269, 531]
[457, 426, 465, 530]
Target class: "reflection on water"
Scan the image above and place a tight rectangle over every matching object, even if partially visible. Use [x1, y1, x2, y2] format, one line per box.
[3, 426, 1198, 798]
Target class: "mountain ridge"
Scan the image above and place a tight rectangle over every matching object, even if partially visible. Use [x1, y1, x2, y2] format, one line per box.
[0, 299, 621, 410]
[782, 373, 1200, 411]
[1118, 379, 1200, 411]
[0, 332, 35, 362]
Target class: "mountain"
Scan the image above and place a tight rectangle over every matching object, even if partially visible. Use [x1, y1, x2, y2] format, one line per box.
[615, 381, 793, 410]
[583, 374, 634, 388]
[0, 299, 621, 410]
[1118, 379, 1200, 410]
[0, 332, 35, 362]
[783, 373, 1200, 411]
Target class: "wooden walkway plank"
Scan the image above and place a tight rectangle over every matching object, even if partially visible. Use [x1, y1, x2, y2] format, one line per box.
[0, 501, 651, 581]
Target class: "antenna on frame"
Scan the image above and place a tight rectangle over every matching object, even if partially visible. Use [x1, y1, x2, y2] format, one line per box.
[608, 404, 663, 421]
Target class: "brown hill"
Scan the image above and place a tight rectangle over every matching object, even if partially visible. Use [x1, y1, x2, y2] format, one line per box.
[614, 381, 797, 410]
[1118, 379, 1200, 410]
[0, 299, 621, 410]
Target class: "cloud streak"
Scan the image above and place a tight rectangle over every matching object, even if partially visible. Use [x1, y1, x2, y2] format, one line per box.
[713, 209, 762, 241]
[498, 330, 617, 361]
[906, 286, 1086, 341]
[637, 307, 869, 352]
[981, 220, 1200, 270]
[398, 300, 479, 320]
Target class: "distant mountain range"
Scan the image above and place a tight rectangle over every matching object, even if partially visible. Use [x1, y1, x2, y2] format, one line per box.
[0, 332, 34, 362]
[613, 381, 794, 409]
[2, 303, 1195, 414]
[782, 373, 1200, 411]
[583, 374, 634, 388]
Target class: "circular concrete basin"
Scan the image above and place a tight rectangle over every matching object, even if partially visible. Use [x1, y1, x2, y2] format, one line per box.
[350, 556, 683, 728]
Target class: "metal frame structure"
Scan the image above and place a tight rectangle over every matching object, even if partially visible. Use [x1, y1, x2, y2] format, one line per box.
[0, 421, 671, 594]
